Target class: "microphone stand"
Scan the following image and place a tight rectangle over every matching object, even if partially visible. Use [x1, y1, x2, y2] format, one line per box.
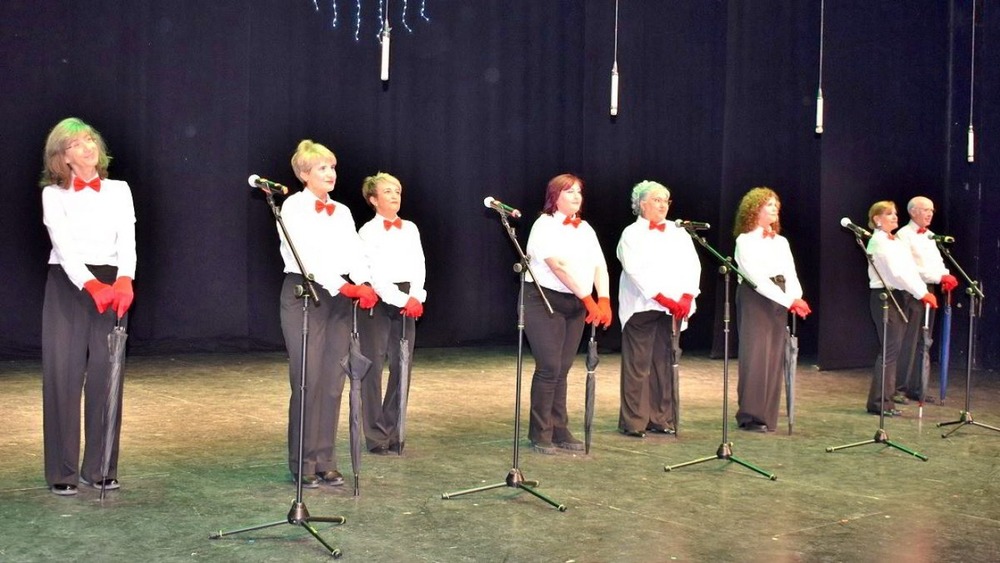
[826, 233, 927, 461]
[936, 243, 997, 437]
[210, 189, 346, 557]
[442, 210, 566, 511]
[664, 227, 776, 480]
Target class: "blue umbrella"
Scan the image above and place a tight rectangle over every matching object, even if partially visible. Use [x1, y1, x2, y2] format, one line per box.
[938, 292, 952, 403]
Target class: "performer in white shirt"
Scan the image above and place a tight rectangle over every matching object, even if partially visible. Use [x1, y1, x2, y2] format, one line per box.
[864, 201, 937, 415]
[524, 173, 612, 454]
[357, 172, 426, 454]
[733, 187, 811, 433]
[40, 117, 136, 495]
[616, 181, 701, 437]
[893, 196, 958, 403]
[278, 140, 377, 489]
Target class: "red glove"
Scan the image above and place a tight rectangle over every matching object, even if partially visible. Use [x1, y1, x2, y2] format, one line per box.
[654, 293, 681, 317]
[940, 274, 959, 293]
[581, 295, 601, 325]
[677, 293, 694, 319]
[340, 283, 379, 309]
[401, 297, 424, 318]
[83, 279, 116, 314]
[789, 298, 812, 318]
[920, 293, 939, 309]
[597, 296, 613, 328]
[111, 276, 134, 319]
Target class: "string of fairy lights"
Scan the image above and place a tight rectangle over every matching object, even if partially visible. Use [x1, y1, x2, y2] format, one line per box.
[310, 0, 429, 40]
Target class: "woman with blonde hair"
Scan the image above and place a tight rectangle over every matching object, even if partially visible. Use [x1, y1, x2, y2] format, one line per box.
[40, 117, 136, 495]
[277, 139, 377, 488]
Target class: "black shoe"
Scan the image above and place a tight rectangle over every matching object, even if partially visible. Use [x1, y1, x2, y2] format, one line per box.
[891, 393, 910, 405]
[369, 445, 391, 455]
[50, 484, 78, 496]
[646, 426, 676, 436]
[291, 473, 320, 488]
[530, 441, 558, 455]
[554, 436, 585, 451]
[739, 423, 768, 433]
[620, 429, 646, 438]
[317, 470, 345, 486]
[80, 476, 120, 490]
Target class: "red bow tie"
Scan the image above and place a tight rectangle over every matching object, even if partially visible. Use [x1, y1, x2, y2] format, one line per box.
[649, 221, 665, 232]
[916, 227, 927, 234]
[762, 229, 776, 239]
[73, 177, 101, 192]
[384, 218, 402, 230]
[315, 200, 335, 215]
[563, 216, 582, 228]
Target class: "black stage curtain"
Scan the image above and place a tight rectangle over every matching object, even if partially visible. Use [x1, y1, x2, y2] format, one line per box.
[1, 1, 996, 372]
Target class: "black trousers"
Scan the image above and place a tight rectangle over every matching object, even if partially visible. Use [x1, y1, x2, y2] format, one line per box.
[42, 264, 126, 487]
[897, 283, 939, 399]
[867, 289, 908, 412]
[523, 285, 585, 444]
[358, 282, 416, 450]
[619, 310, 676, 433]
[280, 274, 351, 475]
[735, 282, 786, 430]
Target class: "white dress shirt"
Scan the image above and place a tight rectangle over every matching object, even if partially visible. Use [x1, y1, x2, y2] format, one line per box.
[43, 178, 137, 289]
[866, 230, 928, 298]
[359, 214, 427, 307]
[277, 190, 368, 294]
[734, 226, 803, 308]
[617, 218, 701, 328]
[525, 211, 607, 295]
[895, 221, 949, 284]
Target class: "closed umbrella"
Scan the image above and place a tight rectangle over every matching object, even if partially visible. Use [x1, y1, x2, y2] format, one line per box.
[340, 302, 372, 497]
[918, 304, 933, 414]
[783, 315, 799, 435]
[100, 319, 128, 501]
[938, 291, 952, 403]
[584, 324, 598, 455]
[670, 316, 681, 437]
[396, 320, 411, 456]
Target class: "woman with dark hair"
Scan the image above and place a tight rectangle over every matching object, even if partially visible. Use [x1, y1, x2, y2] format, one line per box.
[40, 117, 136, 495]
[524, 173, 612, 454]
[732, 187, 811, 433]
[863, 200, 937, 416]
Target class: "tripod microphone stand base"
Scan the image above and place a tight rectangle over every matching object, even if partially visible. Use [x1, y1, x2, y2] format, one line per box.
[442, 468, 567, 511]
[938, 411, 1000, 438]
[825, 428, 928, 461]
[664, 441, 777, 480]
[209, 500, 346, 558]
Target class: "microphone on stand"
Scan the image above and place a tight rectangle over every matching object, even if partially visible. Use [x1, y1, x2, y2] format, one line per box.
[248, 174, 289, 196]
[483, 196, 522, 218]
[928, 233, 955, 244]
[840, 217, 872, 238]
[674, 219, 711, 231]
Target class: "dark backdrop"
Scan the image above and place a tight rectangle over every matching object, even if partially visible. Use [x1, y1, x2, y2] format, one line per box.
[1, 1, 996, 372]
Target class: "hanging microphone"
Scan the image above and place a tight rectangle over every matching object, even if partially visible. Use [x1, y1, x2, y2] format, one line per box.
[674, 219, 711, 231]
[248, 174, 289, 195]
[928, 233, 955, 244]
[483, 196, 522, 218]
[840, 217, 872, 238]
